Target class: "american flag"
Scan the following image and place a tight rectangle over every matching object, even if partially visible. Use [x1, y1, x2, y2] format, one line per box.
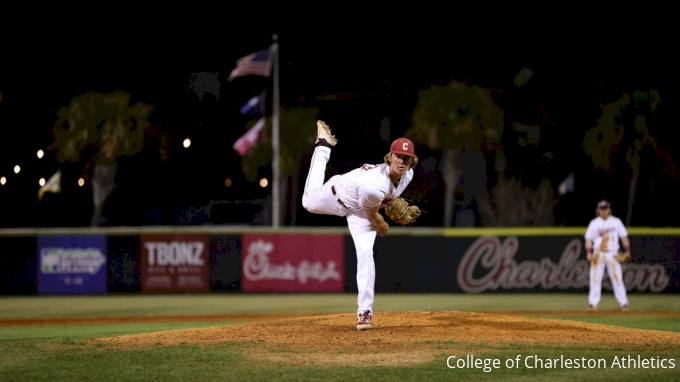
[233, 118, 266, 156]
[228, 47, 272, 81]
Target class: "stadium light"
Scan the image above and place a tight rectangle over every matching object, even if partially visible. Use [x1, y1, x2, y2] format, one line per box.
[260, 178, 268, 188]
[14, 165, 20, 174]
[0, 177, 5, 185]
[39, 178, 45, 186]
[78, 178, 85, 187]
[225, 178, 232, 187]
[183, 138, 191, 148]
[37, 150, 44, 159]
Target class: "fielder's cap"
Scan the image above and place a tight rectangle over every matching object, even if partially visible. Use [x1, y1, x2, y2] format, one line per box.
[597, 200, 611, 208]
[390, 138, 416, 156]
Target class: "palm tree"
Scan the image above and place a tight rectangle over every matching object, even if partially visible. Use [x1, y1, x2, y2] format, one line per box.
[50, 91, 157, 226]
[406, 80, 504, 227]
[583, 90, 662, 225]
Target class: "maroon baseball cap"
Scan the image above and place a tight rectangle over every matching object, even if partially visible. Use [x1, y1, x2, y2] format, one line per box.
[390, 138, 416, 156]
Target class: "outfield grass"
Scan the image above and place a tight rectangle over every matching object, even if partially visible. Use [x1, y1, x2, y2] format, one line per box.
[1, 293, 677, 318]
[533, 316, 680, 333]
[0, 294, 678, 381]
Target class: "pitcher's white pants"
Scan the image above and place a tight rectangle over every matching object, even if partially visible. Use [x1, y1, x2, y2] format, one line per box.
[302, 146, 377, 316]
[588, 251, 629, 307]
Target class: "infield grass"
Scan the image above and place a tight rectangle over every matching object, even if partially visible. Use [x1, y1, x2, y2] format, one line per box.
[0, 321, 244, 340]
[1, 336, 678, 381]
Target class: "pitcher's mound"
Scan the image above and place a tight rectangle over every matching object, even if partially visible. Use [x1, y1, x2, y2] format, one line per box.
[94, 310, 679, 347]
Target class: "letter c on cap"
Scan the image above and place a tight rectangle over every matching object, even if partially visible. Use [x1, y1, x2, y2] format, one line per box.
[402, 142, 409, 151]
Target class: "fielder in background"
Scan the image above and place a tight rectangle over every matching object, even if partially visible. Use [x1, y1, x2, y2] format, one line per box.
[584, 200, 631, 312]
[302, 121, 420, 331]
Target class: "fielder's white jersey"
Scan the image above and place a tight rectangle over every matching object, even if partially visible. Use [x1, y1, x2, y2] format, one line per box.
[331, 163, 413, 211]
[584, 216, 628, 253]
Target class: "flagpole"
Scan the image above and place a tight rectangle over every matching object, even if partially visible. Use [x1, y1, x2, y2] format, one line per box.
[272, 34, 280, 228]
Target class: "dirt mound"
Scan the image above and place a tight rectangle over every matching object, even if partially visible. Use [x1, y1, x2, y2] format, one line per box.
[92, 311, 680, 359]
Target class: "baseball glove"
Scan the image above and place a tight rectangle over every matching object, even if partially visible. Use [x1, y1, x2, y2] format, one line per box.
[384, 197, 421, 225]
[614, 252, 632, 264]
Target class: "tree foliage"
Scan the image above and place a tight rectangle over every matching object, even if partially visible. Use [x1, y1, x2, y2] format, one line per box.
[50, 91, 153, 164]
[407, 81, 504, 152]
[584, 91, 661, 172]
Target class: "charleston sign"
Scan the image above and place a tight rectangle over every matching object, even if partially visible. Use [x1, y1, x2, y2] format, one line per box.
[457, 236, 670, 293]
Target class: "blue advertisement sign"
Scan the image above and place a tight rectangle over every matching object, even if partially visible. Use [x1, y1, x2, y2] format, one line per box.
[37, 235, 107, 295]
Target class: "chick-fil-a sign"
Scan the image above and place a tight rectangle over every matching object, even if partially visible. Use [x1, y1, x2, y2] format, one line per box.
[241, 234, 344, 292]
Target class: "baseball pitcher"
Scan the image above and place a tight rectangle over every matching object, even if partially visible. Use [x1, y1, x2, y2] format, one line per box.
[302, 121, 421, 330]
[584, 200, 631, 312]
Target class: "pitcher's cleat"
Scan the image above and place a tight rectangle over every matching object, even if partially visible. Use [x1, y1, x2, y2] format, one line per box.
[621, 305, 630, 312]
[315, 120, 337, 148]
[587, 305, 597, 312]
[357, 311, 373, 331]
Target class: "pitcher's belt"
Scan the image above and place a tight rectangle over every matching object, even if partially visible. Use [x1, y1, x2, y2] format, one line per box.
[331, 186, 349, 209]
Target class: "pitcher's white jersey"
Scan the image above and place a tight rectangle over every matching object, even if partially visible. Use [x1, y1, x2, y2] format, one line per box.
[584, 216, 628, 253]
[331, 163, 413, 211]
[303, 134, 419, 323]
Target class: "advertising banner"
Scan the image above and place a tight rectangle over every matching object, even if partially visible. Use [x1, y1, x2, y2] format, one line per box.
[455, 235, 675, 293]
[37, 235, 107, 295]
[373, 235, 677, 294]
[241, 234, 344, 292]
[140, 234, 209, 293]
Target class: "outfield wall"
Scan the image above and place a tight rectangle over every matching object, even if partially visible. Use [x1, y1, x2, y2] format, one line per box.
[1, 227, 678, 295]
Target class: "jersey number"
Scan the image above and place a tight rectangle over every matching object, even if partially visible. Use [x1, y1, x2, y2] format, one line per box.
[361, 164, 379, 171]
[599, 235, 609, 252]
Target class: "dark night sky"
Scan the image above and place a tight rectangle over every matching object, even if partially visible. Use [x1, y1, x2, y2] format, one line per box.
[0, 33, 672, 227]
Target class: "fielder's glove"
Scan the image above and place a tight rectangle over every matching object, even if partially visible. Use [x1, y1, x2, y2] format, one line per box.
[384, 197, 421, 225]
[614, 252, 632, 264]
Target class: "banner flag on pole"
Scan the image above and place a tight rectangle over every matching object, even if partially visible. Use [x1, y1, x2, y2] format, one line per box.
[228, 47, 272, 82]
[558, 173, 575, 196]
[38, 170, 61, 201]
[239, 91, 266, 116]
[233, 118, 266, 156]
